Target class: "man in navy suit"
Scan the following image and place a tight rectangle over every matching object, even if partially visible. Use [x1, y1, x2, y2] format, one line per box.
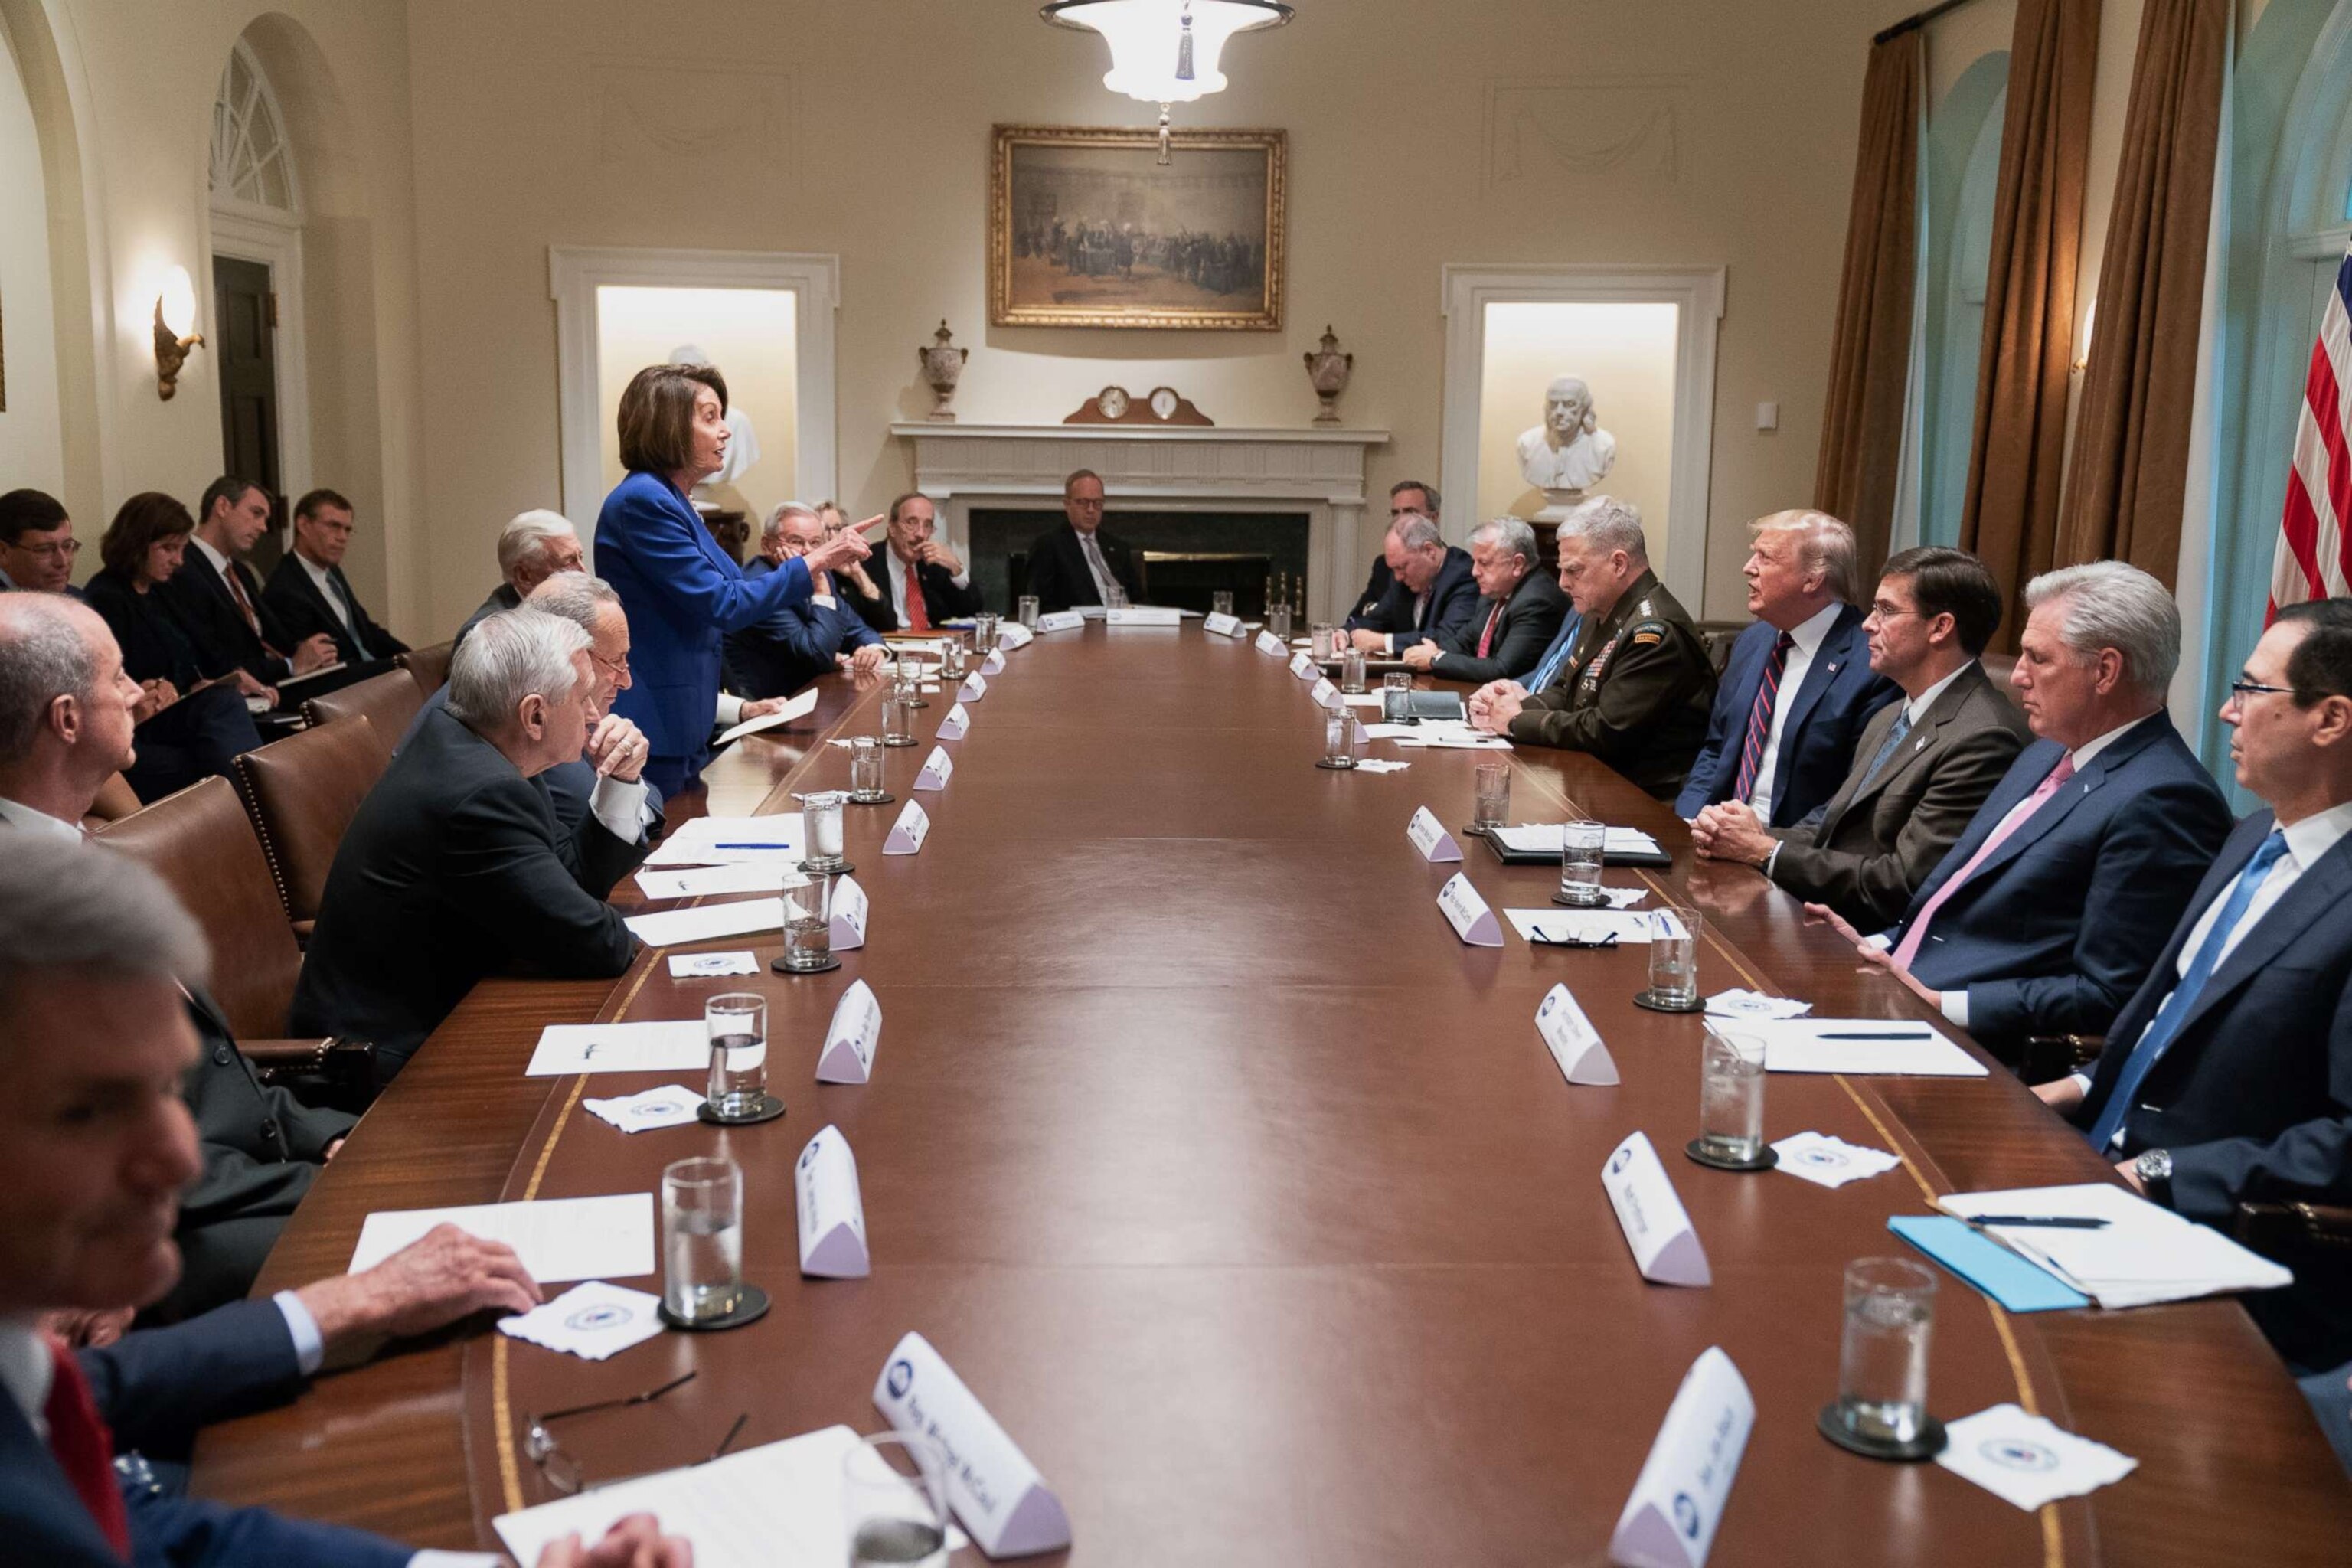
[2036, 598, 2352, 1387]
[155, 476, 339, 690]
[1343, 513, 1478, 655]
[727, 503, 888, 697]
[1676, 510, 1897, 827]
[1342, 479, 1440, 623]
[1808, 562, 2232, 1064]
[0, 836, 688, 1566]
[1022, 469, 1143, 613]
[260, 488, 409, 665]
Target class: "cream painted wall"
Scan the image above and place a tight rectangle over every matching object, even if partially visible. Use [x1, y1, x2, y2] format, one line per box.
[0, 11, 64, 504]
[593, 286, 802, 525]
[1475, 302, 1680, 543]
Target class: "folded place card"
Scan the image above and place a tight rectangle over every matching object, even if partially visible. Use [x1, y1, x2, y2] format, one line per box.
[583, 1084, 707, 1133]
[497, 1280, 668, 1363]
[830, 874, 869, 950]
[1886, 1217, 2092, 1312]
[873, 1331, 1073, 1558]
[1436, 873, 1504, 947]
[979, 650, 1006, 675]
[1034, 610, 1085, 633]
[961, 672, 988, 701]
[884, 799, 931, 855]
[1105, 606, 1182, 627]
[795, 1125, 871, 1279]
[1603, 1132, 1710, 1287]
[997, 621, 1034, 649]
[818, 978, 882, 1085]
[1256, 630, 1287, 656]
[1310, 676, 1343, 710]
[1290, 651, 1318, 679]
[936, 703, 971, 740]
[915, 746, 955, 792]
[1537, 984, 1619, 1086]
[1406, 805, 1462, 864]
[1201, 611, 1244, 637]
[1609, 1346, 1753, 1568]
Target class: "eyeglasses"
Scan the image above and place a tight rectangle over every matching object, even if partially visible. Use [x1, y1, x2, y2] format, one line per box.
[1529, 931, 1621, 950]
[5, 537, 79, 560]
[2226, 678, 2298, 704]
[524, 1370, 696, 1494]
[1867, 603, 1924, 622]
[590, 650, 632, 681]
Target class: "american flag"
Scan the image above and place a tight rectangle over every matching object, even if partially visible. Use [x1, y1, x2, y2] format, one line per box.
[2270, 241, 2352, 618]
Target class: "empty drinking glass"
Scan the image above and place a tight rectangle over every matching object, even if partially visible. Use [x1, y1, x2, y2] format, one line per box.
[1017, 594, 1040, 629]
[1106, 584, 1130, 610]
[1696, 1024, 1768, 1165]
[1472, 760, 1511, 834]
[844, 1432, 952, 1568]
[1211, 590, 1235, 619]
[1382, 671, 1413, 721]
[1832, 1258, 1939, 1449]
[973, 612, 1000, 654]
[881, 694, 916, 747]
[662, 1156, 743, 1324]
[704, 993, 768, 1122]
[779, 873, 836, 972]
[939, 638, 967, 684]
[1310, 622, 1338, 660]
[849, 737, 889, 802]
[1268, 603, 1293, 642]
[801, 790, 850, 873]
[1321, 704, 1356, 769]
[1558, 818, 1607, 906]
[1648, 904, 1703, 1007]
[1341, 648, 1368, 694]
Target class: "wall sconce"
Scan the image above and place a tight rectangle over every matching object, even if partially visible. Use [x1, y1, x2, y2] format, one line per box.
[2070, 297, 2096, 374]
[154, 266, 204, 401]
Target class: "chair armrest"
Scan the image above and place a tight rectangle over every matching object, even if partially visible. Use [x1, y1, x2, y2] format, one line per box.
[239, 1037, 377, 1112]
[2020, 1034, 2104, 1086]
[2234, 1201, 2352, 1256]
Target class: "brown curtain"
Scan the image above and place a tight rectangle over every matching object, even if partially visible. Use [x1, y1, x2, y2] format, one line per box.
[1959, 0, 2101, 649]
[1815, 29, 1924, 579]
[2055, 0, 2228, 586]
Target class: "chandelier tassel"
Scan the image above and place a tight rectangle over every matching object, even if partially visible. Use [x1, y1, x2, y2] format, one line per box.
[1176, 5, 1196, 82]
[1156, 102, 1172, 165]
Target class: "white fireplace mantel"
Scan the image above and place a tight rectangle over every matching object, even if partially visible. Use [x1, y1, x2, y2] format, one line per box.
[890, 423, 1389, 622]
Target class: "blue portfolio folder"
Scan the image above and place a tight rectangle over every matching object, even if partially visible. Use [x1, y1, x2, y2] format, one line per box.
[1887, 1216, 2094, 1312]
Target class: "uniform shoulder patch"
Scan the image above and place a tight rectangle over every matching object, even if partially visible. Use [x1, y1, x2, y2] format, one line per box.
[1629, 629, 1664, 647]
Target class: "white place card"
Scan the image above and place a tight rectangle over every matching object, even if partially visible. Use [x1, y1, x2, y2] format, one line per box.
[795, 1125, 871, 1279]
[936, 702, 971, 740]
[1034, 610, 1085, 633]
[1202, 611, 1244, 637]
[526, 1020, 710, 1076]
[1609, 1346, 1754, 1568]
[1436, 873, 1504, 947]
[1256, 630, 1287, 656]
[349, 1193, 654, 1282]
[997, 621, 1035, 649]
[979, 650, 1006, 675]
[1536, 984, 1619, 1086]
[873, 1331, 1073, 1558]
[1406, 805, 1462, 863]
[914, 745, 955, 792]
[1310, 677, 1344, 710]
[1289, 650, 1318, 679]
[817, 978, 882, 1085]
[497, 1281, 668, 1363]
[830, 874, 868, 950]
[884, 799, 931, 855]
[583, 1083, 707, 1133]
[1602, 1131, 1711, 1287]
[961, 672, 988, 701]
[1105, 606, 1181, 627]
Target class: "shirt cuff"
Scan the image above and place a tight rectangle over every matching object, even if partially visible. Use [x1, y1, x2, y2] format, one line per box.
[812, 593, 837, 609]
[1863, 933, 1893, 952]
[590, 774, 654, 842]
[1763, 842, 1782, 877]
[949, 571, 971, 589]
[1382, 635, 1396, 655]
[1940, 989, 1971, 1029]
[714, 692, 745, 727]
[2070, 1070, 2095, 1098]
[274, 1290, 325, 1376]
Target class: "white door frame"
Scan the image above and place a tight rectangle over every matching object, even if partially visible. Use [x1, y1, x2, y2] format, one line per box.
[1439, 263, 1725, 606]
[548, 245, 839, 533]
[205, 205, 312, 506]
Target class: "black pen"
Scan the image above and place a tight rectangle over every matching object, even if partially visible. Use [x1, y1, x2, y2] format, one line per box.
[1818, 1031, 1936, 1040]
[1964, 1215, 2111, 1229]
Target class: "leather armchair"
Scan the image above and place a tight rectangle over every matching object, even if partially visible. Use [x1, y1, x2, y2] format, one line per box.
[395, 639, 455, 696]
[302, 665, 427, 740]
[234, 714, 391, 939]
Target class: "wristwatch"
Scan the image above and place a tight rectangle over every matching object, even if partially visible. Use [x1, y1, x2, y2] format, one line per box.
[2134, 1148, 2173, 1196]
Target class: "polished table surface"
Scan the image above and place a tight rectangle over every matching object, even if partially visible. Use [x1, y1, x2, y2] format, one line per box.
[193, 626, 2352, 1563]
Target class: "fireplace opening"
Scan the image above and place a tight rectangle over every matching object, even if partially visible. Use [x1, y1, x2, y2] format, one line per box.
[968, 509, 1312, 615]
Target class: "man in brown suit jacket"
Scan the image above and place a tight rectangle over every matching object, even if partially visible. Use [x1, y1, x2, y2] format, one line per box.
[1691, 547, 2032, 929]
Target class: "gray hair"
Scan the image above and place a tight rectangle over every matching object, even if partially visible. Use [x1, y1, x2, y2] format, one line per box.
[526, 571, 621, 633]
[0, 839, 211, 1030]
[445, 608, 590, 730]
[0, 594, 98, 759]
[1558, 495, 1646, 560]
[496, 509, 579, 580]
[1749, 509, 1860, 606]
[2023, 561, 2181, 694]
[761, 501, 820, 547]
[1470, 515, 1539, 568]
[1390, 514, 1444, 553]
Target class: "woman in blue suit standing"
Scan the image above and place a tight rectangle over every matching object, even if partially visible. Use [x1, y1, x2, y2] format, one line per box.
[596, 362, 871, 795]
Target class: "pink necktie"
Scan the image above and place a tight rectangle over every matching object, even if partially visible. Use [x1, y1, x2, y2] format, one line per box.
[1891, 754, 2077, 969]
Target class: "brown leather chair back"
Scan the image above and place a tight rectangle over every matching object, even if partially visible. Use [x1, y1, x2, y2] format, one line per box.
[397, 640, 454, 695]
[91, 776, 302, 1040]
[303, 667, 426, 741]
[234, 715, 390, 934]
[1981, 652, 2024, 712]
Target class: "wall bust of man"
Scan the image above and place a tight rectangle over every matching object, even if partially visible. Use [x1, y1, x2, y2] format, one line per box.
[1517, 375, 1618, 517]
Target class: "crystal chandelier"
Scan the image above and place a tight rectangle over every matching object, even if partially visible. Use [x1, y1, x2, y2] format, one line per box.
[1041, 1, 1294, 162]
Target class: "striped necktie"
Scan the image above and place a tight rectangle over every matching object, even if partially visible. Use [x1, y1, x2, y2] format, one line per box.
[1732, 632, 1795, 804]
[1475, 603, 1504, 659]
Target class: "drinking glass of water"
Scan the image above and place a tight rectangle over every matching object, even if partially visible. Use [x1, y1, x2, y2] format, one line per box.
[801, 790, 851, 874]
[1558, 818, 1607, 906]
[1310, 622, 1338, 660]
[1211, 590, 1235, 618]
[1831, 1257, 1940, 1453]
[704, 993, 769, 1122]
[1695, 1024, 1768, 1166]
[1341, 647, 1368, 694]
[779, 873, 836, 972]
[881, 694, 916, 747]
[1017, 594, 1040, 629]
[939, 636, 967, 684]
[1320, 704, 1357, 769]
[972, 612, 1000, 654]
[1268, 603, 1293, 642]
[1647, 904, 1702, 1007]
[661, 1155, 743, 1325]
[849, 737, 889, 803]
[844, 1432, 951, 1567]
[1106, 584, 1130, 610]
[1472, 760, 1511, 835]
[1382, 671, 1413, 721]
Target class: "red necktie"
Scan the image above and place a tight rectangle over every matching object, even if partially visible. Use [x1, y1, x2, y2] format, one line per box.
[221, 561, 262, 637]
[1475, 604, 1503, 660]
[902, 561, 931, 633]
[1892, 754, 2078, 968]
[43, 1338, 130, 1557]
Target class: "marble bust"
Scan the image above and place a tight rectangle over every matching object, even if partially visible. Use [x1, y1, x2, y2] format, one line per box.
[1516, 375, 1617, 518]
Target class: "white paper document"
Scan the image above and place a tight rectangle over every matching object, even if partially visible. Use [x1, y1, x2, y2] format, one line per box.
[496, 1280, 668, 1361]
[1489, 824, 1664, 856]
[1390, 729, 1511, 750]
[1706, 988, 1812, 1021]
[1504, 909, 1655, 945]
[526, 1020, 710, 1077]
[349, 1193, 654, 1282]
[714, 689, 818, 747]
[625, 896, 786, 949]
[1935, 1403, 2138, 1511]
[667, 950, 760, 978]
[1748, 1018, 1988, 1077]
[1935, 1182, 2294, 1309]
[637, 863, 807, 901]
[583, 1083, 707, 1133]
[643, 813, 805, 867]
[1769, 1132, 1901, 1189]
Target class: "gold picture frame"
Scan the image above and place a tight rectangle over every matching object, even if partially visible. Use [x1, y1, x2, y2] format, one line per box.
[990, 124, 1285, 331]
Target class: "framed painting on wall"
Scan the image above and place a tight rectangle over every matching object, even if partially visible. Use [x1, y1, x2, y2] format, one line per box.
[989, 124, 1285, 331]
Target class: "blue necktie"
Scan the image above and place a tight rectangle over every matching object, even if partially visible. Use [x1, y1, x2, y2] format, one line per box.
[2086, 830, 2292, 1152]
[1524, 612, 1584, 692]
[1854, 708, 1913, 792]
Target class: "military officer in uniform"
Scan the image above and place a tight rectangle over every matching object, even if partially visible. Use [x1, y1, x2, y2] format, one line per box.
[1468, 497, 1717, 799]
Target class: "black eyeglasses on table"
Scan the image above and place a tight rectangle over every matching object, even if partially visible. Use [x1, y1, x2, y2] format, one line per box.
[523, 1371, 746, 1495]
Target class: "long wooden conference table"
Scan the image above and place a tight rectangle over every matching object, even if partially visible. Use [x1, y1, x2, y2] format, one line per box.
[193, 623, 2352, 1563]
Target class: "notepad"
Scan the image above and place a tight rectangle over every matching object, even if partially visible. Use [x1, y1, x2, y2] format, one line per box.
[1889, 1217, 2092, 1312]
[1747, 1019, 1988, 1077]
[1935, 1183, 2293, 1309]
[623, 897, 787, 948]
[349, 1193, 653, 1282]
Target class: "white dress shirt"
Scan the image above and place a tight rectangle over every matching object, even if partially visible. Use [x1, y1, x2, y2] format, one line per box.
[1746, 601, 1844, 821]
[886, 548, 969, 625]
[294, 551, 358, 639]
[0, 795, 82, 841]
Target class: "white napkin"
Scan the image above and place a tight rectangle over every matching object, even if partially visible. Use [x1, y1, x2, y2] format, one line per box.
[668, 951, 760, 978]
[1352, 759, 1412, 773]
[1769, 1132, 1902, 1188]
[498, 1281, 668, 1362]
[583, 1085, 707, 1134]
[1707, 988, 1813, 1020]
[1936, 1403, 2137, 1510]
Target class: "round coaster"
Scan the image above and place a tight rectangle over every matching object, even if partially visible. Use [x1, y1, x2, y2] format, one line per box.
[1633, 988, 1707, 1014]
[1459, 824, 1491, 840]
[1816, 1404, 1948, 1462]
[848, 791, 897, 805]
[906, 696, 930, 709]
[1684, 1138, 1778, 1172]
[799, 858, 854, 877]
[1315, 758, 1358, 771]
[658, 1283, 772, 1334]
[769, 952, 842, 975]
[1552, 891, 1612, 909]
[697, 1093, 787, 1127]
[880, 737, 919, 749]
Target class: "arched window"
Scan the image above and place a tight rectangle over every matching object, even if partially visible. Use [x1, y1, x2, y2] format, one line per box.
[209, 40, 297, 217]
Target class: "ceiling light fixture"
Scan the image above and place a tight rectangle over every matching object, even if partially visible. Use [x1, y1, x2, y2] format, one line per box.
[1041, 0, 1294, 162]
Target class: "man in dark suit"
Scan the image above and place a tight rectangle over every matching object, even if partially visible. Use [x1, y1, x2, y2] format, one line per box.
[1, 488, 81, 596]
[1808, 562, 2233, 1064]
[0, 836, 689, 1567]
[292, 608, 655, 1082]
[1677, 510, 1899, 827]
[836, 492, 985, 632]
[260, 488, 407, 665]
[154, 475, 338, 688]
[1398, 515, 1567, 685]
[1024, 469, 1142, 612]
[727, 503, 889, 697]
[1694, 546, 2032, 929]
[1344, 513, 1479, 656]
[2037, 598, 2352, 1387]
[454, 508, 585, 649]
[1344, 479, 1441, 622]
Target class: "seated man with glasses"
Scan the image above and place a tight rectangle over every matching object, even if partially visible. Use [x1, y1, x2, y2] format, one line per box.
[725, 503, 889, 697]
[0, 488, 83, 596]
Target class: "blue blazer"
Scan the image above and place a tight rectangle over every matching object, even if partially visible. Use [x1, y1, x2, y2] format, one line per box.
[1342, 546, 1478, 649]
[1888, 714, 2233, 1047]
[593, 470, 813, 779]
[2077, 809, 2352, 1368]
[1675, 606, 1898, 826]
[724, 557, 882, 698]
[0, 1301, 407, 1566]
